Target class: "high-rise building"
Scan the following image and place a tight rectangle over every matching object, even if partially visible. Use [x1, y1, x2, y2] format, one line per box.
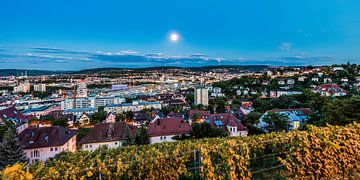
[13, 82, 31, 93]
[194, 86, 209, 106]
[34, 84, 46, 92]
[77, 80, 88, 98]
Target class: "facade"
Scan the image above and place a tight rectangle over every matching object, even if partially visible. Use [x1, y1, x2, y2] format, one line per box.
[13, 82, 31, 93]
[79, 122, 137, 151]
[89, 96, 125, 108]
[61, 98, 90, 110]
[147, 117, 192, 144]
[18, 126, 76, 163]
[210, 87, 224, 97]
[194, 86, 209, 106]
[34, 84, 46, 92]
[63, 108, 98, 119]
[22, 105, 60, 119]
[269, 90, 302, 98]
[104, 112, 116, 123]
[104, 101, 161, 114]
[77, 80, 88, 98]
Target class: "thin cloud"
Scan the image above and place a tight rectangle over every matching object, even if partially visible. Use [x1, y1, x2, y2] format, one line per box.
[279, 43, 293, 51]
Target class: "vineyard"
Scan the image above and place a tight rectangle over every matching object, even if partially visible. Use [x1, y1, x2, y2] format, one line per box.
[1, 123, 360, 179]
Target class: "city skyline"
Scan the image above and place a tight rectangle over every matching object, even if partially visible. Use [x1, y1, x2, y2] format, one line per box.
[1, 0, 360, 70]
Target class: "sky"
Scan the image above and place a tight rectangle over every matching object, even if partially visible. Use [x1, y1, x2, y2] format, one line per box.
[1, 0, 360, 70]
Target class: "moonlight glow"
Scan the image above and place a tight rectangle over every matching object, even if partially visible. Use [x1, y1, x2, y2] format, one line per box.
[170, 33, 179, 42]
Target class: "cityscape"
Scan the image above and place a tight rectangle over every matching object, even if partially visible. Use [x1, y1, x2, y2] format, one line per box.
[1, 0, 360, 179]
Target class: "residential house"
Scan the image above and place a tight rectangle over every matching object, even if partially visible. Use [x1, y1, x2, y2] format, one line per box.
[18, 126, 76, 163]
[257, 108, 311, 131]
[103, 112, 116, 123]
[0, 106, 28, 134]
[312, 84, 348, 97]
[147, 118, 192, 144]
[79, 122, 137, 151]
[76, 113, 91, 127]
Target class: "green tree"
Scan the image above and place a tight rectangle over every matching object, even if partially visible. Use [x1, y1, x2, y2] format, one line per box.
[191, 123, 229, 138]
[52, 118, 68, 127]
[122, 125, 133, 146]
[134, 125, 149, 145]
[262, 112, 289, 132]
[91, 110, 107, 124]
[0, 128, 27, 169]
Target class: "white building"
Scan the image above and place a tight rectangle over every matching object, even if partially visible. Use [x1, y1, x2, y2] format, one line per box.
[210, 87, 224, 97]
[34, 84, 46, 92]
[147, 118, 192, 144]
[77, 80, 88, 98]
[104, 101, 161, 114]
[18, 126, 77, 163]
[194, 86, 209, 106]
[13, 82, 31, 93]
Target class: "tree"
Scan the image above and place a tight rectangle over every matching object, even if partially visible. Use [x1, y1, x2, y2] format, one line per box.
[134, 125, 149, 145]
[262, 112, 289, 132]
[0, 128, 27, 169]
[191, 123, 229, 138]
[91, 110, 107, 124]
[122, 125, 133, 146]
[52, 118, 68, 127]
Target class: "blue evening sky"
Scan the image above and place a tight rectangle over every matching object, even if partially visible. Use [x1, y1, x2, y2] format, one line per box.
[0, 0, 360, 70]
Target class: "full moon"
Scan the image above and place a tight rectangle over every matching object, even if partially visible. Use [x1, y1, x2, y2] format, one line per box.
[170, 33, 179, 42]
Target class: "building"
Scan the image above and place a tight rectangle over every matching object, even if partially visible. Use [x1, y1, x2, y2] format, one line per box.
[77, 80, 88, 98]
[188, 110, 248, 137]
[76, 113, 91, 127]
[89, 96, 125, 108]
[104, 101, 161, 114]
[61, 98, 90, 110]
[194, 86, 209, 106]
[34, 84, 46, 92]
[257, 108, 311, 131]
[269, 90, 302, 98]
[18, 126, 76, 163]
[210, 87, 224, 97]
[13, 82, 31, 93]
[312, 84, 347, 97]
[22, 105, 60, 119]
[103, 112, 116, 123]
[63, 108, 98, 119]
[79, 122, 137, 151]
[147, 117, 192, 144]
[0, 106, 28, 134]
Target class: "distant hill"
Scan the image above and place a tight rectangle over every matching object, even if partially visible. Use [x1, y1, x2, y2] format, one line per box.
[0, 69, 72, 76]
[0, 65, 269, 76]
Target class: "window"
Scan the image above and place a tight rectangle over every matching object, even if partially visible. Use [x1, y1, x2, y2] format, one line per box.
[85, 145, 88, 148]
[33, 150, 40, 157]
[55, 147, 58, 151]
[50, 147, 53, 151]
[115, 142, 118, 145]
[89, 145, 92, 148]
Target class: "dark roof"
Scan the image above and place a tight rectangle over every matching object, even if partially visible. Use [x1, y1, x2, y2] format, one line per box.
[79, 122, 137, 144]
[147, 118, 192, 137]
[0, 106, 28, 125]
[18, 126, 76, 149]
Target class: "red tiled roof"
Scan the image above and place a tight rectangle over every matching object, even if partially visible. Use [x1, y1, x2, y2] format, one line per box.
[147, 117, 192, 137]
[18, 126, 76, 149]
[0, 106, 28, 124]
[79, 122, 137, 144]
